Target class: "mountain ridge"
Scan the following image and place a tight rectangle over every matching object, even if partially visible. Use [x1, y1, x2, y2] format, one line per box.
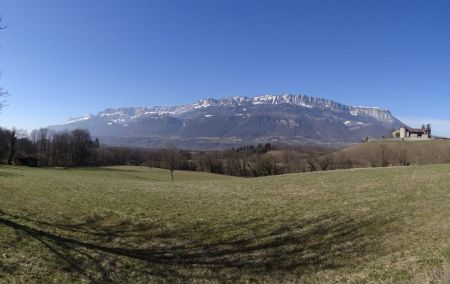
[51, 94, 402, 149]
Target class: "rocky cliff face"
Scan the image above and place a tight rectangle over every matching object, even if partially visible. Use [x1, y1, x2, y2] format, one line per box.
[50, 94, 402, 149]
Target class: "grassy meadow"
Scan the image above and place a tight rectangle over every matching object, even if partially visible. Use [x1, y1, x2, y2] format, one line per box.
[2, 165, 450, 282]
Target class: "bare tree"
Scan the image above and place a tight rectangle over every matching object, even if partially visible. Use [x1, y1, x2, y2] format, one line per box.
[318, 157, 331, 171]
[37, 128, 49, 165]
[161, 147, 181, 181]
[307, 154, 318, 172]
[7, 129, 16, 165]
[0, 17, 8, 111]
[0, 86, 7, 111]
[14, 129, 29, 157]
[51, 131, 72, 166]
[70, 129, 93, 166]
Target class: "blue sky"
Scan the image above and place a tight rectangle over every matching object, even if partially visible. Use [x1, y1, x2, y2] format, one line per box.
[1, 0, 450, 135]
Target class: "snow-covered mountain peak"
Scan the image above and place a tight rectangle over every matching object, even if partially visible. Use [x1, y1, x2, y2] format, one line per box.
[64, 94, 395, 125]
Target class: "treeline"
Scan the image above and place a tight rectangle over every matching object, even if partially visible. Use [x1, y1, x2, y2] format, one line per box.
[0, 127, 335, 176]
[115, 140, 450, 176]
[3, 126, 449, 177]
[0, 128, 100, 167]
[92, 143, 335, 177]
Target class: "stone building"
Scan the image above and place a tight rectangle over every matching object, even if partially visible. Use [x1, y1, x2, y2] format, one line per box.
[392, 124, 431, 139]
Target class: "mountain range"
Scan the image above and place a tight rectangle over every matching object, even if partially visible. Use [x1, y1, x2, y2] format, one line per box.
[50, 94, 403, 149]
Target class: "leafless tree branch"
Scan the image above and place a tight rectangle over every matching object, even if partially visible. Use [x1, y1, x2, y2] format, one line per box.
[0, 17, 8, 110]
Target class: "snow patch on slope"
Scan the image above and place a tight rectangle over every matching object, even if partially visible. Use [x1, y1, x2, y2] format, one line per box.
[66, 114, 93, 124]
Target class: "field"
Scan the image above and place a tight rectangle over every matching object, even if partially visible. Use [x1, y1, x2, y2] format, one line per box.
[2, 165, 450, 282]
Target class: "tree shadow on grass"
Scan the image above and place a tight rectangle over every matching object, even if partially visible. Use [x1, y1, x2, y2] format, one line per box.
[0, 209, 396, 282]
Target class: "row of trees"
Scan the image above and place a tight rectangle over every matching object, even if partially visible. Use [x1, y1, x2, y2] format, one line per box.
[3, 125, 449, 178]
[0, 128, 100, 167]
[0, 128, 335, 177]
[140, 144, 333, 177]
[149, 141, 450, 177]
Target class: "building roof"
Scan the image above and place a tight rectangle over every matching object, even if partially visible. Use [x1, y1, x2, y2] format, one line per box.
[400, 125, 426, 133]
[408, 128, 426, 133]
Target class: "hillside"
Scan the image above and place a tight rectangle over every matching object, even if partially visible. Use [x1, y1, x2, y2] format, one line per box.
[50, 94, 402, 149]
[330, 139, 450, 169]
[2, 165, 450, 282]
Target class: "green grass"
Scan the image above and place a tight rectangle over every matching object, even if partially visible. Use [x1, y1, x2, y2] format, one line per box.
[2, 165, 450, 282]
